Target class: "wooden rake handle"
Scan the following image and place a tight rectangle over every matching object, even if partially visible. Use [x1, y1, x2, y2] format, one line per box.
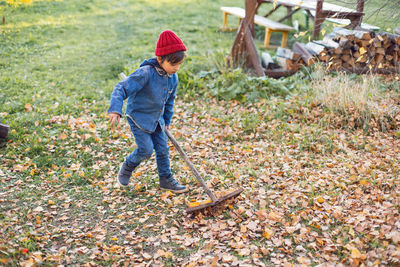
[165, 129, 218, 203]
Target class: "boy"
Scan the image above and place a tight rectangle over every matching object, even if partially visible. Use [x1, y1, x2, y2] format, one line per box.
[108, 30, 188, 193]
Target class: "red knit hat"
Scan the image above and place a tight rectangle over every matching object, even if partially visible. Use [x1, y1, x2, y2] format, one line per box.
[155, 30, 186, 56]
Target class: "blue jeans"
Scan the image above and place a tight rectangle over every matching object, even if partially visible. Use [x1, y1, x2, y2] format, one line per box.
[126, 118, 171, 179]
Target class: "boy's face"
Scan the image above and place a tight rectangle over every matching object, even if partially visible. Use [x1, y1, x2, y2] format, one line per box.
[157, 57, 184, 75]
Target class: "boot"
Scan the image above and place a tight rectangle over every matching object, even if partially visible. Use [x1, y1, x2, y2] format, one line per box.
[117, 161, 136, 186]
[159, 174, 188, 193]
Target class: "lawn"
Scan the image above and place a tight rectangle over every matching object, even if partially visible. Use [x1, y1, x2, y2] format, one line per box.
[1, 0, 399, 266]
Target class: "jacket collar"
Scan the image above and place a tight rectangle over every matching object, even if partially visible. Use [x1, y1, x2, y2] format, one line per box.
[140, 58, 171, 78]
[155, 66, 171, 78]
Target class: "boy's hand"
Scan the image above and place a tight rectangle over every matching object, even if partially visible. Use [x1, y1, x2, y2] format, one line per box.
[108, 113, 121, 130]
[165, 125, 170, 131]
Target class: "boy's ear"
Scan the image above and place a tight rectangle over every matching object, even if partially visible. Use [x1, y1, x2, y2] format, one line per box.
[156, 56, 162, 64]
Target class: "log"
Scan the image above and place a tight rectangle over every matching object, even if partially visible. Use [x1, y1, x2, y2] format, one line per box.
[375, 53, 384, 65]
[276, 47, 294, 59]
[276, 57, 288, 70]
[355, 38, 370, 48]
[333, 27, 372, 40]
[261, 52, 274, 68]
[276, 57, 299, 71]
[372, 37, 382, 48]
[306, 42, 326, 55]
[292, 42, 315, 65]
[378, 31, 400, 45]
[0, 124, 9, 139]
[319, 37, 340, 49]
[376, 47, 385, 54]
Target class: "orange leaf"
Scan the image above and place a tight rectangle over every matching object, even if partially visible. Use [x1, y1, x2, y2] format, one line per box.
[187, 201, 199, 208]
[25, 103, 32, 112]
[59, 133, 68, 140]
[262, 228, 273, 239]
[351, 248, 362, 258]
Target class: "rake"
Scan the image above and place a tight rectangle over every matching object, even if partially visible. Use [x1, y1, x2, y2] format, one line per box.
[119, 72, 243, 216]
[165, 129, 243, 216]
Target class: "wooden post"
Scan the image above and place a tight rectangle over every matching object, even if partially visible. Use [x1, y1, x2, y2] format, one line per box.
[245, 0, 256, 37]
[286, 6, 293, 25]
[230, 0, 265, 77]
[262, 4, 282, 18]
[222, 11, 228, 31]
[355, 0, 364, 27]
[313, 0, 324, 39]
[0, 124, 10, 139]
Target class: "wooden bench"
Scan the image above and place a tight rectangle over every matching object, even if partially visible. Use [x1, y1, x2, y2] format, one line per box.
[304, 10, 380, 31]
[221, 6, 294, 48]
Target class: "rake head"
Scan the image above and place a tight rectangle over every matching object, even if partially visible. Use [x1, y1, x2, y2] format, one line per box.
[186, 188, 244, 217]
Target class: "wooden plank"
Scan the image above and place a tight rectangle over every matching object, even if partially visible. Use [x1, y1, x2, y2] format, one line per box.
[220, 6, 293, 31]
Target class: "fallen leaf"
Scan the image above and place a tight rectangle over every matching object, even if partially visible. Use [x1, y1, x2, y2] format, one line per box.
[33, 206, 44, 212]
[262, 228, 274, 239]
[359, 180, 370, 186]
[25, 103, 33, 112]
[142, 252, 152, 261]
[351, 247, 362, 259]
[59, 133, 68, 140]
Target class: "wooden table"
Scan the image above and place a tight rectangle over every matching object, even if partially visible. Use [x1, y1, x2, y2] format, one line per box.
[256, 0, 364, 38]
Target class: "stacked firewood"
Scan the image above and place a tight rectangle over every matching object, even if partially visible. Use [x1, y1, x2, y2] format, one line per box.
[305, 28, 400, 73]
[261, 28, 400, 78]
[262, 48, 305, 72]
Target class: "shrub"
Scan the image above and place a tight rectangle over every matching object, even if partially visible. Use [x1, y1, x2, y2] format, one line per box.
[310, 66, 400, 132]
[178, 55, 310, 103]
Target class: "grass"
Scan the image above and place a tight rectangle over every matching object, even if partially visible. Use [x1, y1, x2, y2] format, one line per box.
[310, 65, 400, 132]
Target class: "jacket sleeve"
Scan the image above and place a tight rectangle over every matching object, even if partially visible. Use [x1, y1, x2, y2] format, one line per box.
[163, 78, 177, 126]
[107, 67, 148, 116]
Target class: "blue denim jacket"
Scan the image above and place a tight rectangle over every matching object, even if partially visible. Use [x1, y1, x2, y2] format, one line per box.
[107, 58, 178, 133]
